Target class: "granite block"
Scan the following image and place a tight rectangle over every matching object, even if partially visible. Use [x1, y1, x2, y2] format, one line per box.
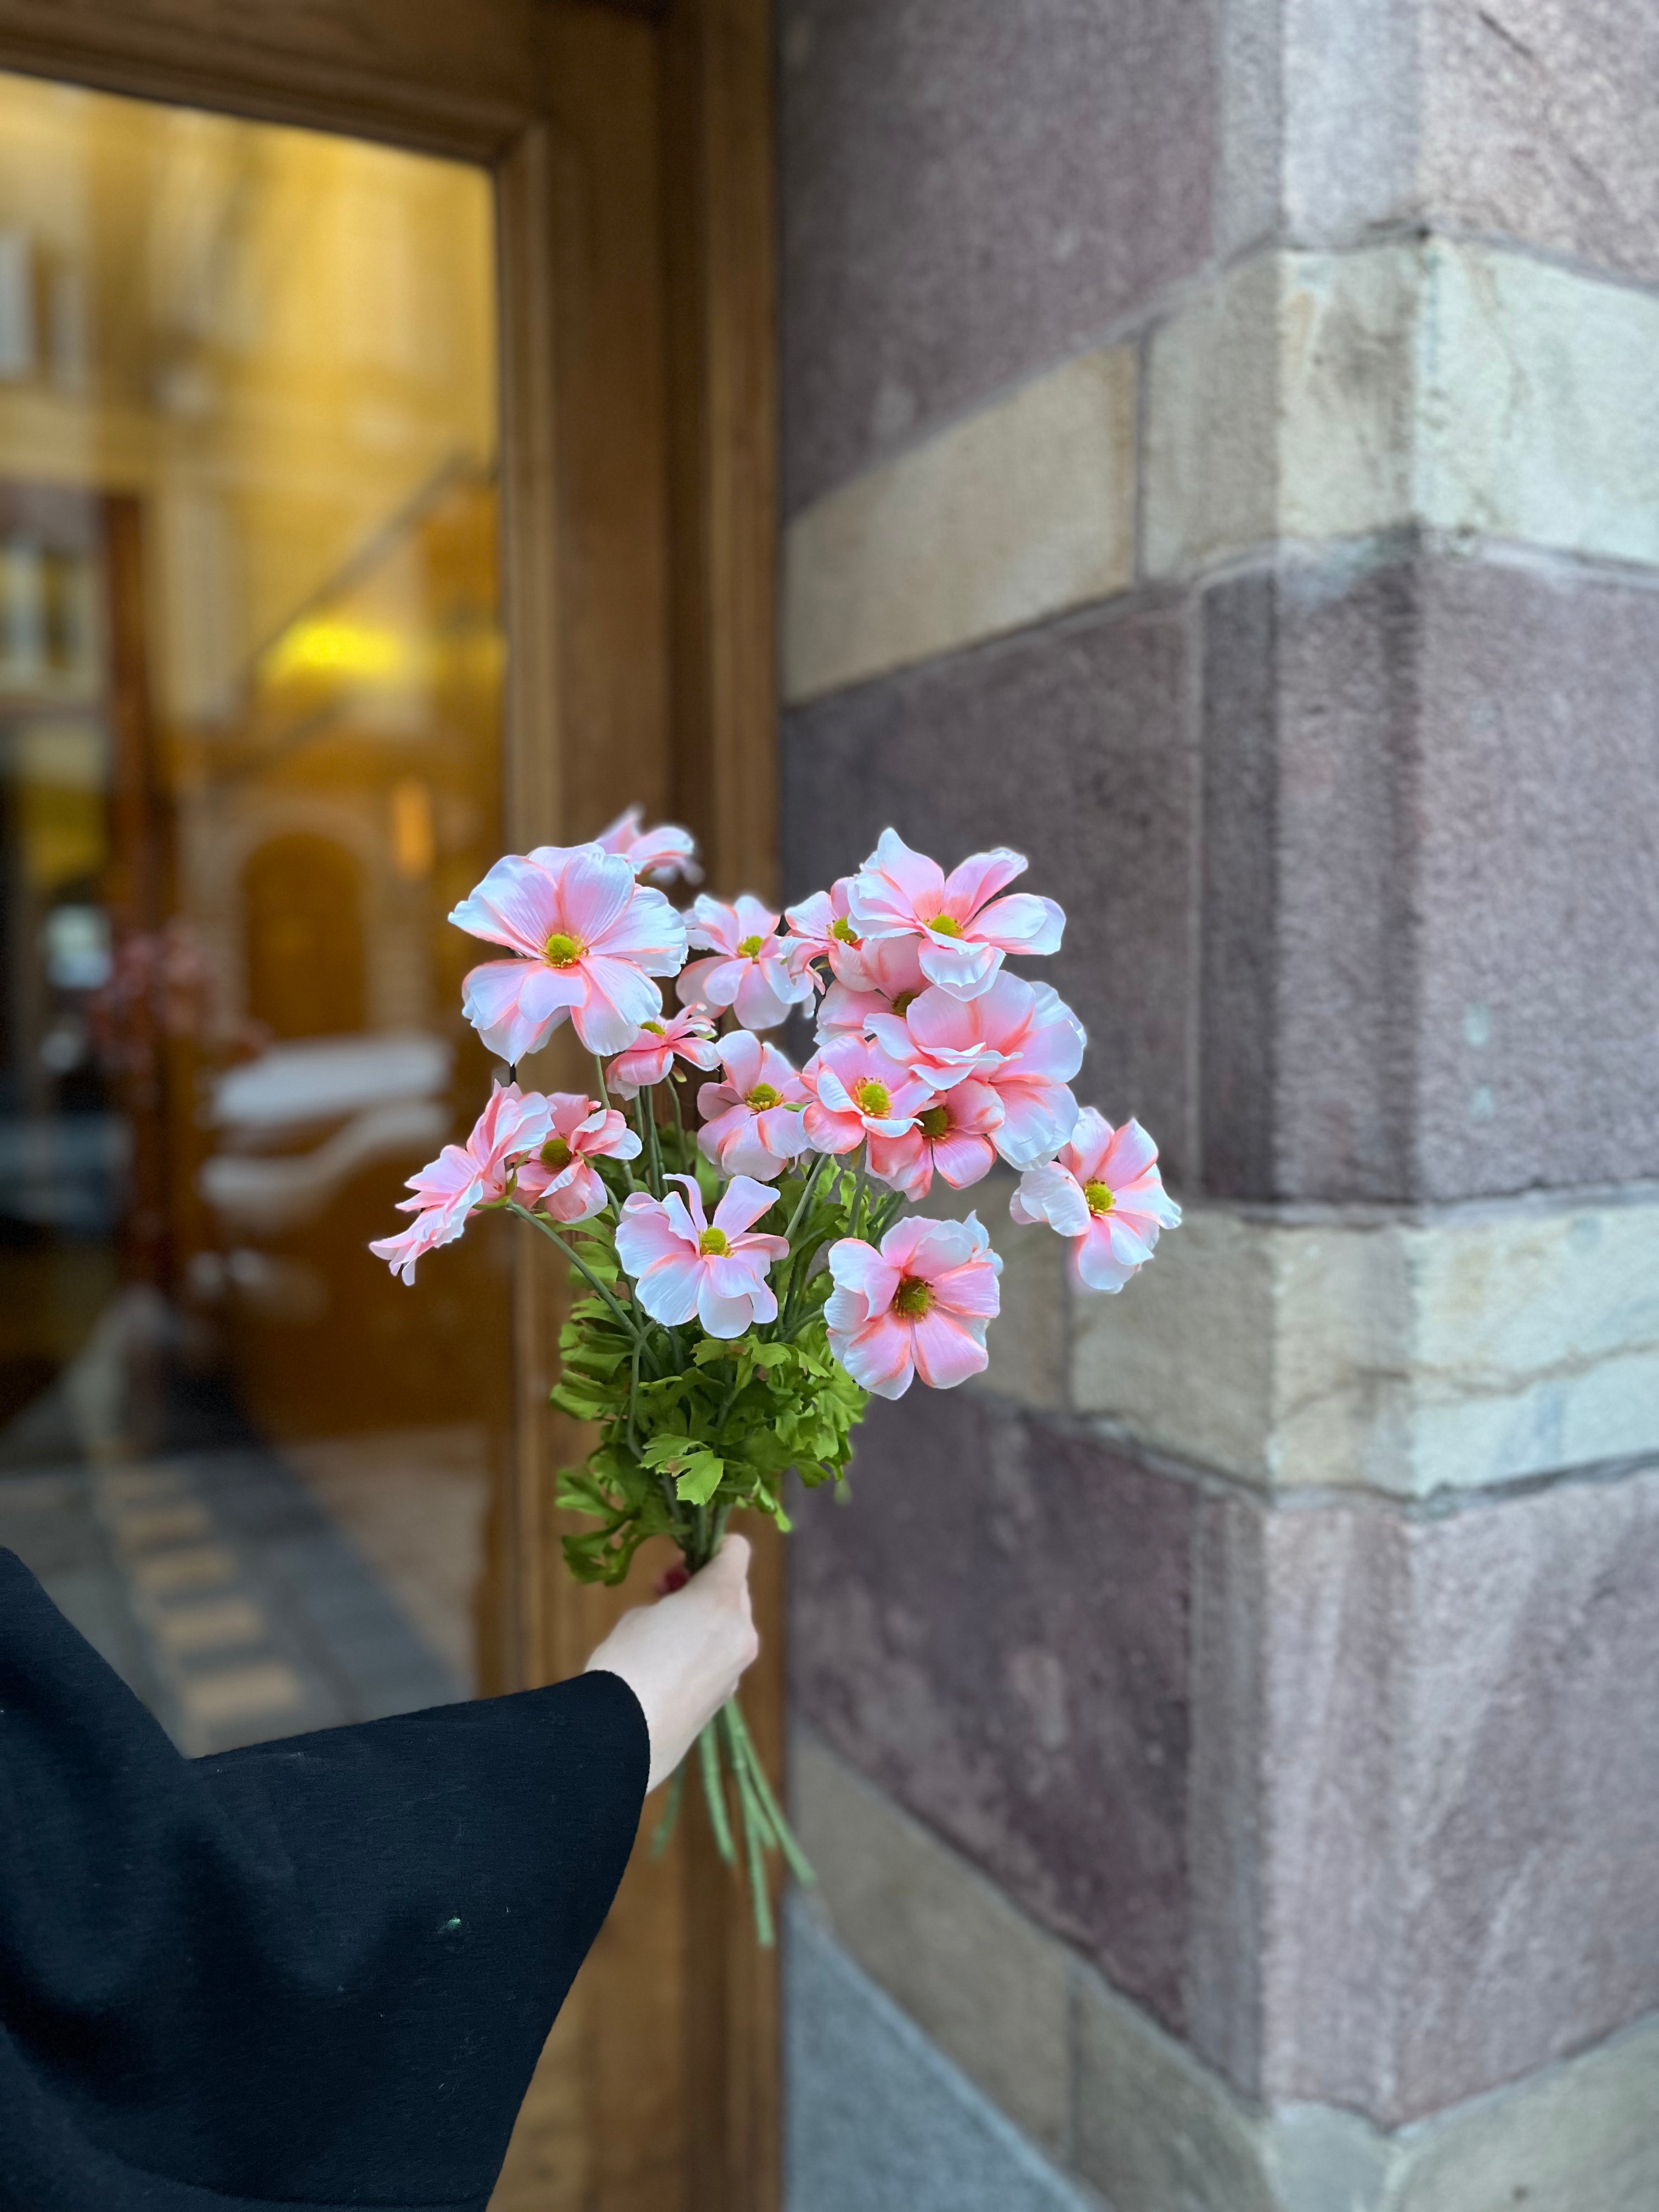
[1200, 548, 1659, 1201]
[1200, 551, 1420, 1201]
[1420, 0, 1659, 291]
[792, 1727, 1073, 2154]
[780, 0, 1215, 514]
[782, 345, 1136, 701]
[1257, 1466, 1659, 2120]
[782, 596, 1199, 1184]
[1411, 554, 1659, 1198]
[783, 1900, 1094, 2212]
[790, 1389, 1193, 2028]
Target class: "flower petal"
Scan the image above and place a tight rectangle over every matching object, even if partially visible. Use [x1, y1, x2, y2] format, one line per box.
[448, 854, 558, 958]
[917, 935, 1001, 1000]
[909, 1308, 990, 1390]
[460, 959, 567, 1063]
[571, 956, 664, 1055]
[634, 1254, 704, 1326]
[831, 1311, 916, 1398]
[971, 891, 1065, 956]
[942, 847, 1026, 919]
[713, 1174, 782, 1241]
[551, 843, 636, 946]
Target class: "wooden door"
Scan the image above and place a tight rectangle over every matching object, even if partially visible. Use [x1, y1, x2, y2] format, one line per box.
[0, 6, 783, 2208]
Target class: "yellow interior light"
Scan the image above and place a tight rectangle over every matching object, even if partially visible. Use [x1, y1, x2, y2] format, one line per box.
[262, 617, 412, 686]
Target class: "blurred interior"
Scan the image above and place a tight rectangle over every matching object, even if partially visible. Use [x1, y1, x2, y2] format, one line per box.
[0, 71, 511, 1752]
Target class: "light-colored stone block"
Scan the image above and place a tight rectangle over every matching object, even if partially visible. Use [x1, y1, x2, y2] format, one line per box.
[1145, 239, 1659, 579]
[1074, 1963, 1278, 2212]
[1073, 1186, 1659, 1494]
[782, 346, 1136, 703]
[1384, 2010, 1659, 2212]
[792, 1727, 1073, 2156]
[1417, 240, 1659, 568]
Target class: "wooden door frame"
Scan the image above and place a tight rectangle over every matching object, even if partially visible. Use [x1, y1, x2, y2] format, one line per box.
[0, 5, 782, 2205]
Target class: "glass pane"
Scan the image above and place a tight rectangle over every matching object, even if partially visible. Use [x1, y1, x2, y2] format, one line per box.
[0, 72, 507, 1750]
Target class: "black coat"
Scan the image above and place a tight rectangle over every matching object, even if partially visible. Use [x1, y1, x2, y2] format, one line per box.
[0, 1546, 647, 2211]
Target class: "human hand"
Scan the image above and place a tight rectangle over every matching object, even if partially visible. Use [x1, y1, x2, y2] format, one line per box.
[583, 1534, 760, 1792]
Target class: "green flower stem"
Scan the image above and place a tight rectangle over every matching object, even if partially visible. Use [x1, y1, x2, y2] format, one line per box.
[592, 1054, 612, 1111]
[697, 1719, 737, 1865]
[668, 1068, 687, 1165]
[649, 1758, 688, 1858]
[506, 1203, 650, 1351]
[778, 1149, 833, 1249]
[634, 1090, 663, 1199]
[725, 1698, 815, 1887]
[727, 1717, 777, 1947]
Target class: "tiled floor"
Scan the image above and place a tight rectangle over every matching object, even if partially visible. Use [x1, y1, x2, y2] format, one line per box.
[0, 1434, 484, 1755]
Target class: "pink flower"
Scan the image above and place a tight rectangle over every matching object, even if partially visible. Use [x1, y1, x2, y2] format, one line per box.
[696, 1032, 812, 1181]
[678, 895, 815, 1031]
[783, 877, 867, 986]
[825, 1215, 1002, 1399]
[813, 935, 928, 1040]
[512, 1092, 641, 1223]
[1011, 1111, 1180, 1291]
[799, 1034, 942, 1155]
[370, 1082, 554, 1283]
[607, 1007, 721, 1099]
[848, 828, 1065, 1001]
[596, 804, 702, 886]
[615, 1174, 789, 1337]
[451, 844, 687, 1060]
[866, 1079, 1003, 1200]
[872, 974, 1083, 1167]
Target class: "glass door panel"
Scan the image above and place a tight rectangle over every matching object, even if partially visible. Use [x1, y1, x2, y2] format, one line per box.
[0, 70, 507, 1751]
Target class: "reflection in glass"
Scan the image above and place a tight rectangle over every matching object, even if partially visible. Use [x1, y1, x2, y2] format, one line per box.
[0, 74, 507, 1750]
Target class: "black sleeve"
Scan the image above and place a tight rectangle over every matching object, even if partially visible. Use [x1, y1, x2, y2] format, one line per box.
[0, 1545, 648, 2212]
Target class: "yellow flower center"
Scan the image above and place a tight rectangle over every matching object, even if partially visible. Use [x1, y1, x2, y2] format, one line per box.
[856, 1079, 891, 1117]
[736, 934, 765, 958]
[641, 1019, 665, 1035]
[927, 913, 963, 938]
[747, 1083, 780, 1110]
[893, 1274, 934, 1319]
[544, 931, 584, 968]
[1084, 1181, 1115, 1215]
[541, 1137, 573, 1171]
[917, 1103, 950, 1141]
[890, 990, 919, 1016]
[830, 916, 862, 945]
[698, 1226, 730, 1256]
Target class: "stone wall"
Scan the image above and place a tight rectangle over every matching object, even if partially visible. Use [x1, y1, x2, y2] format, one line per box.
[777, 5, 1659, 2207]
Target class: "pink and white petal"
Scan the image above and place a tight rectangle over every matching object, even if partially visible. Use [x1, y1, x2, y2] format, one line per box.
[1101, 1118, 1160, 1188]
[569, 957, 664, 1056]
[755, 1105, 811, 1161]
[554, 844, 639, 947]
[909, 1309, 990, 1391]
[703, 1251, 774, 1302]
[993, 1080, 1080, 1169]
[460, 960, 563, 1062]
[854, 830, 945, 925]
[832, 1312, 916, 1399]
[1102, 1215, 1159, 1269]
[591, 884, 690, 970]
[699, 1282, 764, 1339]
[932, 1131, 997, 1188]
[448, 854, 560, 957]
[1118, 1175, 1183, 1230]
[731, 962, 797, 1032]
[827, 1238, 900, 1314]
[1073, 1220, 1137, 1293]
[733, 894, 781, 940]
[634, 1255, 704, 1327]
[663, 1178, 707, 1236]
[734, 1231, 790, 1265]
[1014, 1160, 1091, 1237]
[686, 895, 741, 955]
[917, 934, 1001, 1000]
[716, 1030, 766, 1091]
[942, 847, 1026, 918]
[676, 955, 727, 1011]
[866, 1128, 929, 1199]
[971, 891, 1065, 956]
[815, 981, 887, 1037]
[716, 1120, 785, 1180]
[896, 1216, 985, 1278]
[698, 1103, 751, 1170]
[802, 1103, 862, 1153]
[929, 1255, 1003, 1321]
[824, 1283, 874, 1335]
[614, 1201, 691, 1277]
[713, 1174, 781, 1240]
[784, 888, 833, 941]
[1063, 1108, 1115, 1184]
[541, 1164, 608, 1224]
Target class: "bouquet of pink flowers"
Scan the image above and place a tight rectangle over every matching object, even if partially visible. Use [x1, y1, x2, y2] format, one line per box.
[372, 808, 1180, 1940]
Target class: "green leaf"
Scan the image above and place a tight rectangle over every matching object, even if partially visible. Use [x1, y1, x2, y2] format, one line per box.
[673, 1449, 725, 1506]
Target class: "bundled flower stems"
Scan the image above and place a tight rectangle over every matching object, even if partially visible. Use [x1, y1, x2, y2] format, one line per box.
[373, 805, 1180, 1943]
